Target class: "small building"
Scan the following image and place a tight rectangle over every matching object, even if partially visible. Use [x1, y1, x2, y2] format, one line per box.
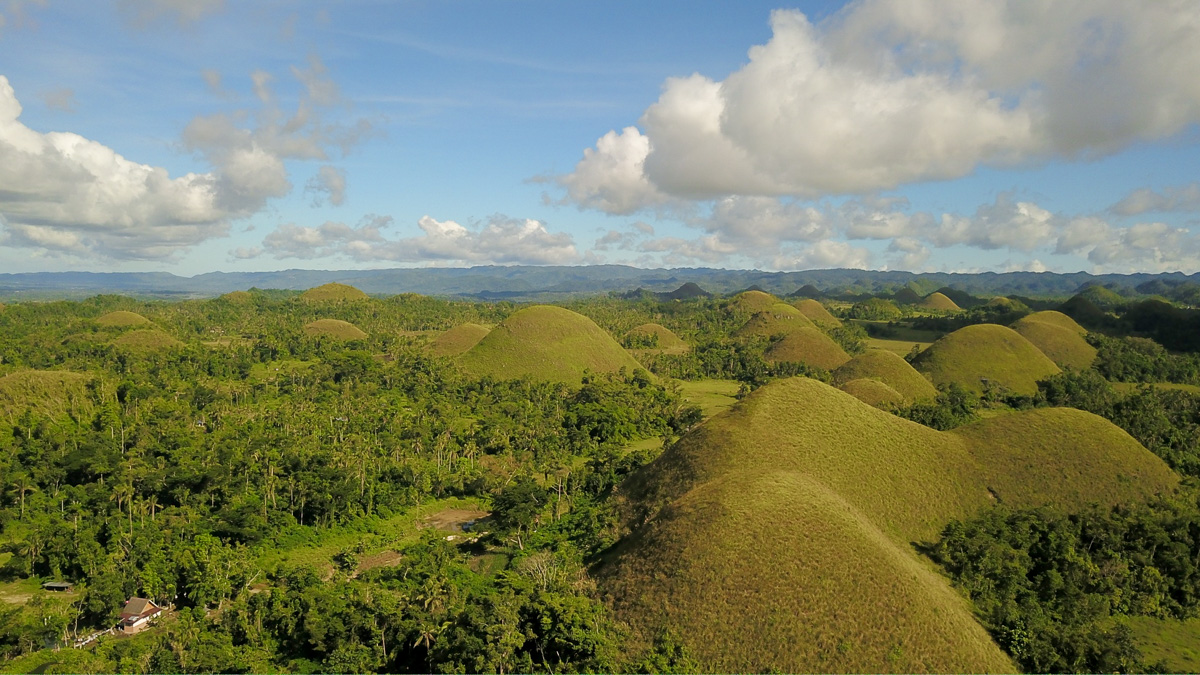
[42, 581, 74, 592]
[119, 597, 164, 634]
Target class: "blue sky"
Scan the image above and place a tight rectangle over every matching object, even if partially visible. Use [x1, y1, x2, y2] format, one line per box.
[1, 0, 1199, 276]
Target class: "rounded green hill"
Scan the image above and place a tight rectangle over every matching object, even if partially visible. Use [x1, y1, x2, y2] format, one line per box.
[111, 329, 183, 350]
[1011, 311, 1096, 370]
[96, 310, 151, 327]
[300, 282, 369, 302]
[303, 319, 368, 340]
[792, 298, 841, 325]
[833, 349, 937, 402]
[762, 327, 850, 370]
[625, 323, 688, 353]
[602, 377, 1176, 673]
[727, 290, 780, 313]
[429, 323, 491, 357]
[0, 370, 92, 416]
[457, 305, 644, 384]
[911, 324, 1060, 395]
[839, 377, 906, 407]
[735, 304, 815, 338]
[919, 292, 962, 311]
[220, 290, 253, 303]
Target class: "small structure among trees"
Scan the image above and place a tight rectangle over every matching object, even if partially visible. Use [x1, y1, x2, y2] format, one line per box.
[119, 598, 164, 634]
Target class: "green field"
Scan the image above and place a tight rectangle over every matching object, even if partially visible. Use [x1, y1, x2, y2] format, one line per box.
[677, 379, 741, 418]
[1127, 616, 1200, 672]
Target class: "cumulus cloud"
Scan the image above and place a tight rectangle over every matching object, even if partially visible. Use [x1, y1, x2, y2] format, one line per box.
[305, 165, 346, 207]
[0, 76, 233, 259]
[118, 0, 225, 28]
[1111, 183, 1200, 216]
[778, 240, 873, 270]
[256, 214, 578, 265]
[562, 3, 1200, 212]
[886, 237, 931, 270]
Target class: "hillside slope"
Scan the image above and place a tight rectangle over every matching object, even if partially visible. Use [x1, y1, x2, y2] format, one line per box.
[833, 349, 937, 402]
[912, 324, 1060, 395]
[1011, 311, 1096, 370]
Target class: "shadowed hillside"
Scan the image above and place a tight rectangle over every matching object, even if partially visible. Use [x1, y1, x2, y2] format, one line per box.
[600, 378, 1177, 673]
[1011, 311, 1097, 370]
[300, 282, 369, 302]
[303, 319, 368, 340]
[428, 323, 491, 357]
[912, 324, 1060, 395]
[458, 305, 643, 384]
[834, 349, 937, 402]
[762, 326, 850, 370]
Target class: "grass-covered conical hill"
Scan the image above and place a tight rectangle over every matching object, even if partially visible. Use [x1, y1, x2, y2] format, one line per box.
[300, 282, 369, 302]
[95, 310, 151, 327]
[919, 291, 962, 311]
[726, 289, 780, 313]
[457, 305, 644, 384]
[601, 377, 1176, 673]
[734, 304, 815, 338]
[0, 370, 92, 417]
[1011, 311, 1096, 370]
[833, 349, 936, 402]
[792, 298, 841, 325]
[911, 324, 1060, 395]
[762, 326, 850, 370]
[303, 319, 368, 340]
[839, 377, 906, 407]
[428, 323, 491, 357]
[110, 329, 183, 350]
[625, 323, 688, 353]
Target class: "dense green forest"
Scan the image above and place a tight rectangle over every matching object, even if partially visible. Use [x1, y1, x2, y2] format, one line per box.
[0, 285, 1199, 672]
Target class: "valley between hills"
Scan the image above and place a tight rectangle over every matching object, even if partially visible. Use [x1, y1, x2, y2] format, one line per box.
[1, 279, 1200, 673]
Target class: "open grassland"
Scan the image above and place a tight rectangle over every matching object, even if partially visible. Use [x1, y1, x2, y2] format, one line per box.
[109, 328, 183, 350]
[839, 377, 906, 407]
[601, 377, 1176, 673]
[299, 282, 369, 302]
[793, 298, 841, 325]
[0, 370, 91, 417]
[734, 304, 816, 338]
[1011, 311, 1097, 370]
[833, 349, 937, 402]
[303, 318, 368, 340]
[94, 310, 151, 327]
[726, 290, 780, 313]
[1113, 381, 1200, 394]
[676, 379, 741, 418]
[912, 324, 1060, 395]
[1127, 616, 1200, 673]
[762, 326, 850, 370]
[457, 305, 643, 384]
[428, 323, 491, 357]
[625, 322, 689, 353]
[867, 336, 933, 356]
[919, 291, 962, 311]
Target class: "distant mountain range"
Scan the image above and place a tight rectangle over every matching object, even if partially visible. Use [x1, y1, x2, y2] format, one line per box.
[1, 266, 1197, 301]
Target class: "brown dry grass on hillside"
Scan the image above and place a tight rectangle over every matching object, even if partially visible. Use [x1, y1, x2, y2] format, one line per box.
[833, 349, 937, 402]
[839, 377, 906, 407]
[735, 304, 816, 338]
[762, 327, 850, 370]
[300, 282, 369, 302]
[793, 298, 841, 325]
[919, 292, 962, 311]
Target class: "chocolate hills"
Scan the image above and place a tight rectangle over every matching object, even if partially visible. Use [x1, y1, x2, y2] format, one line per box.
[793, 298, 841, 325]
[1010, 310, 1096, 370]
[762, 326, 850, 370]
[95, 310, 151, 327]
[734, 304, 816, 338]
[919, 291, 962, 311]
[300, 282, 369, 302]
[833, 349, 937, 402]
[726, 290, 781, 313]
[303, 319, 368, 340]
[600, 377, 1177, 673]
[911, 324, 1061, 395]
[457, 305, 643, 384]
[428, 323, 491, 357]
[625, 323, 688, 353]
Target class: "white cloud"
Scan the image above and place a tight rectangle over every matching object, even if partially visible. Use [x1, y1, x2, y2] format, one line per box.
[305, 165, 346, 207]
[886, 237, 931, 270]
[0, 76, 232, 260]
[257, 214, 578, 266]
[778, 240, 874, 270]
[562, 3, 1200, 210]
[1111, 183, 1200, 216]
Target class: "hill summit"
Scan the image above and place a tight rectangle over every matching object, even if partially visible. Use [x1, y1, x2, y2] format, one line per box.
[458, 305, 643, 384]
[300, 282, 369, 302]
[911, 324, 1060, 395]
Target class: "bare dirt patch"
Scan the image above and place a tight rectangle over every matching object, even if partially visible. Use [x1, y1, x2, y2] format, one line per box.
[420, 507, 489, 532]
[357, 550, 404, 574]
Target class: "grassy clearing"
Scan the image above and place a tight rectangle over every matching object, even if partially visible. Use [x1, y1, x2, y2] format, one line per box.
[299, 282, 369, 302]
[1113, 381, 1200, 394]
[303, 318, 368, 340]
[867, 337, 933, 356]
[601, 377, 1176, 673]
[762, 327, 850, 370]
[676, 379, 741, 419]
[457, 305, 643, 384]
[94, 310, 150, 327]
[110, 329, 183, 350]
[428, 323, 491, 357]
[1126, 616, 1200, 673]
[0, 370, 91, 417]
[912, 324, 1060, 395]
[1011, 312, 1096, 370]
[833, 349, 936, 402]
